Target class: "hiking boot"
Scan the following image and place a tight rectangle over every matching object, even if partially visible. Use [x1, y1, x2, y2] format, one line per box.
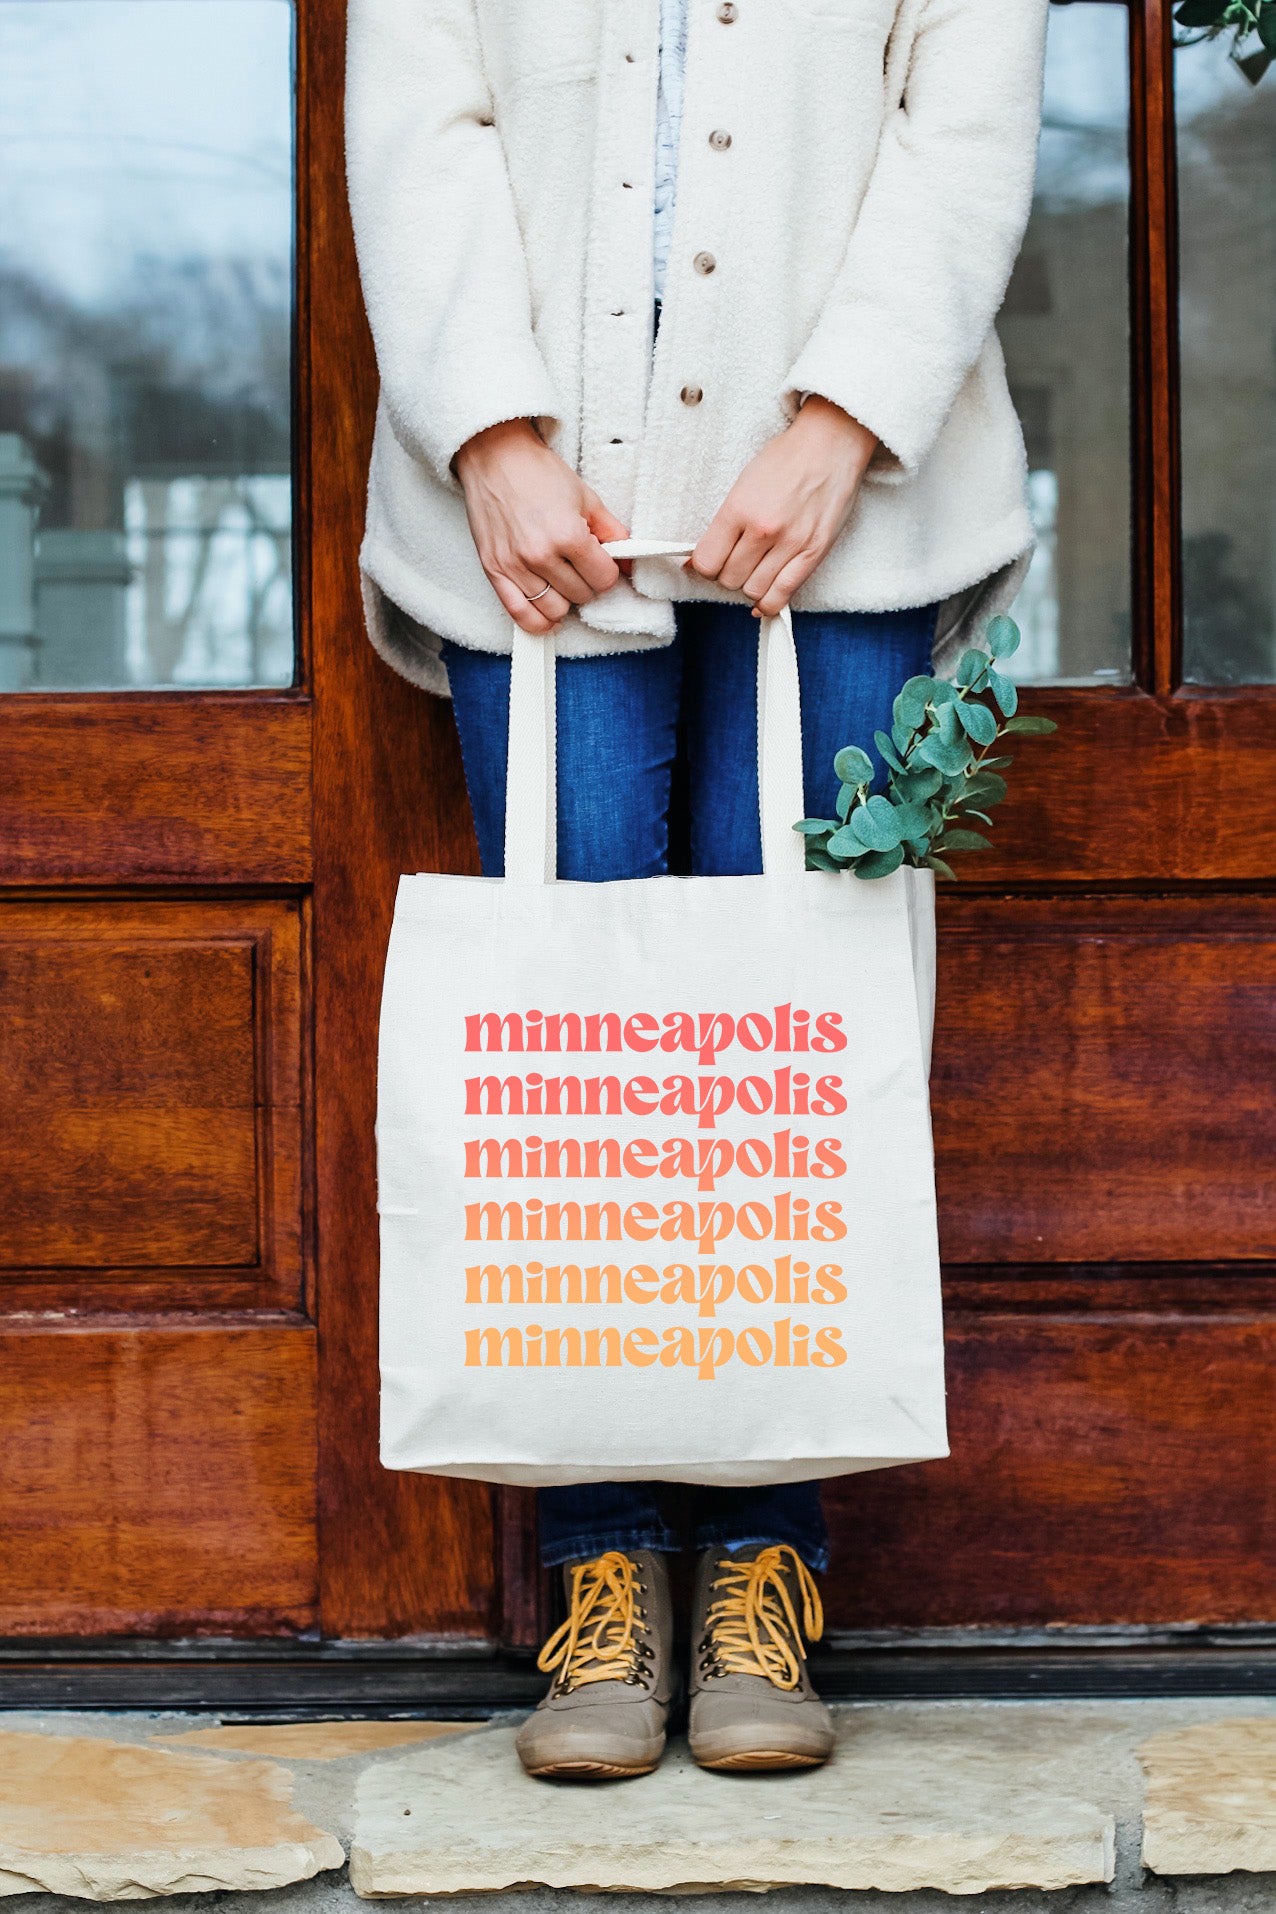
[515, 1549, 674, 1779]
[688, 1542, 835, 1772]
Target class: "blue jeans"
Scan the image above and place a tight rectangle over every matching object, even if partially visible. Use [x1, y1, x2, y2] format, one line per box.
[441, 597, 937, 1569]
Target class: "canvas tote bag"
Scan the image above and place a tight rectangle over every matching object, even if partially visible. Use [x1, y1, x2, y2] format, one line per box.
[377, 540, 947, 1485]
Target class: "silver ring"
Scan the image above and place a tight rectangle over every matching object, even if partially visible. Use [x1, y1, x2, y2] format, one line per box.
[525, 581, 552, 603]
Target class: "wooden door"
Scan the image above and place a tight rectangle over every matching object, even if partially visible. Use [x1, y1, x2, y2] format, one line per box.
[0, 0, 490, 1647]
[820, 0, 1276, 1639]
[2, 0, 1271, 1664]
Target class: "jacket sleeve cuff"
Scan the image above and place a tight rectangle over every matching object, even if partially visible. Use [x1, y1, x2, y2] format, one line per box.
[784, 315, 945, 481]
[389, 342, 563, 489]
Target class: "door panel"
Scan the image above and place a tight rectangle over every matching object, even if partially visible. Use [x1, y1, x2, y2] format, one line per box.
[824, 1316, 1276, 1629]
[933, 897, 1276, 1265]
[0, 898, 303, 1311]
[0, 1324, 316, 1635]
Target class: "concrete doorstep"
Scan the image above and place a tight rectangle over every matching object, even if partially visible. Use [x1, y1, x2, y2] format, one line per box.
[0, 1702, 1271, 1908]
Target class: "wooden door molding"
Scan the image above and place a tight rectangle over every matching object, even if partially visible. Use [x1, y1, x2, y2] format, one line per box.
[303, 0, 495, 1642]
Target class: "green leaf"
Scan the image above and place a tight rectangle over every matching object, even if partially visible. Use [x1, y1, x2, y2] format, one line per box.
[1175, 0, 1226, 23]
[794, 818, 836, 834]
[805, 845, 843, 872]
[889, 801, 933, 841]
[874, 729, 906, 773]
[925, 854, 958, 881]
[915, 732, 973, 777]
[926, 677, 955, 706]
[894, 764, 944, 803]
[985, 614, 1021, 659]
[849, 794, 905, 851]
[956, 649, 990, 688]
[853, 845, 905, 880]
[894, 675, 935, 729]
[1001, 713, 1057, 735]
[980, 754, 1014, 771]
[963, 770, 1009, 807]
[836, 783, 855, 821]
[905, 835, 932, 859]
[989, 669, 1018, 717]
[955, 699, 999, 745]
[935, 829, 992, 854]
[1259, 5, 1276, 51]
[833, 744, 874, 787]
[826, 824, 863, 858]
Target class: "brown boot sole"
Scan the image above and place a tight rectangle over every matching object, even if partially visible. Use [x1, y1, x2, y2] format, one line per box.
[695, 1748, 829, 1773]
[524, 1757, 659, 1780]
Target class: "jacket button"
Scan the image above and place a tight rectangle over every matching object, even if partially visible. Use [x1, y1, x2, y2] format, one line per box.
[680, 384, 704, 406]
[717, 2, 738, 18]
[693, 251, 717, 275]
[709, 129, 732, 151]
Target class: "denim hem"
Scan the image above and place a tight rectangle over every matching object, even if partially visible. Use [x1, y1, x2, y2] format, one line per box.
[540, 1526, 680, 1569]
[694, 1529, 831, 1575]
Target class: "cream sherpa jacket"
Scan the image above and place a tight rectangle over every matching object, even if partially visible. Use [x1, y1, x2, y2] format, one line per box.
[345, 0, 1048, 697]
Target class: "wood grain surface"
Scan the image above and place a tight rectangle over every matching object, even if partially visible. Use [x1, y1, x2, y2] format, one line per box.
[0, 898, 303, 1312]
[0, 696, 311, 886]
[823, 1313, 1276, 1629]
[932, 895, 1276, 1265]
[944, 688, 1276, 884]
[0, 1322, 317, 1636]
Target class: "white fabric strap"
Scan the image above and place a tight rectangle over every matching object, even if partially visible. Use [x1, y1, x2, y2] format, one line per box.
[504, 539, 807, 885]
[503, 611, 558, 885]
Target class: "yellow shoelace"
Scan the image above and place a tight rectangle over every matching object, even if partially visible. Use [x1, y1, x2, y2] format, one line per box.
[537, 1550, 652, 1693]
[701, 1545, 824, 1690]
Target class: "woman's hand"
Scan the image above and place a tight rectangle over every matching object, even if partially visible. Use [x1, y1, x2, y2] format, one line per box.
[454, 419, 628, 634]
[688, 397, 879, 617]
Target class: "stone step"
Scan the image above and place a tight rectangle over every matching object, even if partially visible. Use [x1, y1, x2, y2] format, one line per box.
[352, 1711, 1119, 1897]
[0, 1726, 342, 1899]
[0, 1701, 1271, 1908]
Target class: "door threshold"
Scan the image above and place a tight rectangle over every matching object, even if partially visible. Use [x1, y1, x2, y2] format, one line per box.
[0, 1629, 1273, 1714]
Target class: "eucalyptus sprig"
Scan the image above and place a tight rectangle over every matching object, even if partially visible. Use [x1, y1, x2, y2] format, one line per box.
[1173, 0, 1276, 82]
[795, 615, 1057, 881]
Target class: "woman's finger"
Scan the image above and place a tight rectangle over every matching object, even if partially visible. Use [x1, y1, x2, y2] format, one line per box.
[739, 541, 798, 609]
[562, 525, 623, 597]
[582, 491, 633, 577]
[511, 548, 599, 607]
[489, 570, 567, 635]
[716, 526, 774, 594]
[689, 508, 743, 582]
[753, 549, 817, 618]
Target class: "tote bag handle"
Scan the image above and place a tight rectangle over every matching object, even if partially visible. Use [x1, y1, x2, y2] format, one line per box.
[504, 540, 807, 885]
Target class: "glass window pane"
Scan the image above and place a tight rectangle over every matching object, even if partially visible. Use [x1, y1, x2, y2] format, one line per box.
[0, 0, 293, 691]
[1176, 39, 1276, 684]
[1001, 0, 1132, 685]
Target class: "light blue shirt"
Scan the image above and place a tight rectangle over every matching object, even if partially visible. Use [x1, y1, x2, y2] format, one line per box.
[653, 0, 689, 305]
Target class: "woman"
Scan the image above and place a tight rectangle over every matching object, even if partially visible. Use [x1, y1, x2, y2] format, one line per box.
[346, 0, 1047, 1780]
